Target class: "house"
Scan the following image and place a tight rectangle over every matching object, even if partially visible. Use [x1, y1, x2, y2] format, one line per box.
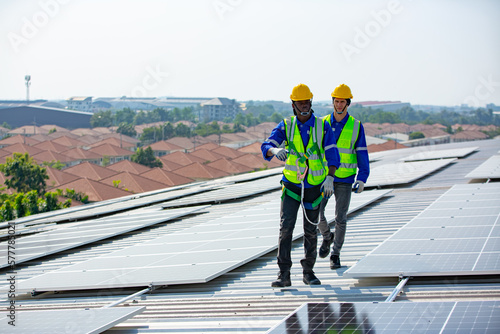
[67, 96, 93, 113]
[201, 98, 241, 121]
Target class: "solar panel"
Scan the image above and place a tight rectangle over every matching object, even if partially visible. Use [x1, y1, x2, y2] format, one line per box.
[0, 306, 145, 334]
[14, 189, 392, 292]
[365, 158, 456, 188]
[0, 206, 208, 269]
[266, 301, 500, 333]
[161, 174, 283, 208]
[465, 155, 500, 179]
[399, 146, 478, 162]
[345, 183, 500, 278]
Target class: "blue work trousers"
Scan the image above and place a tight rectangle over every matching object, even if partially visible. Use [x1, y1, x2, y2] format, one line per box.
[318, 182, 352, 256]
[277, 183, 321, 273]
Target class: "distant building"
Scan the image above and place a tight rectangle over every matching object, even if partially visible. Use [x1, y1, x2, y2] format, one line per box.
[354, 101, 411, 112]
[67, 96, 93, 113]
[201, 98, 240, 121]
[0, 105, 92, 129]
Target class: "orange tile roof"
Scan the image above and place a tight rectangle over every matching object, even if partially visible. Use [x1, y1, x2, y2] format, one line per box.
[195, 143, 220, 151]
[90, 137, 136, 150]
[367, 140, 407, 153]
[157, 158, 183, 171]
[88, 143, 134, 157]
[0, 134, 40, 146]
[140, 168, 193, 187]
[206, 158, 254, 174]
[51, 135, 88, 148]
[45, 166, 80, 188]
[2, 143, 44, 155]
[63, 162, 118, 180]
[100, 171, 168, 193]
[232, 153, 284, 169]
[8, 125, 49, 135]
[39, 125, 70, 132]
[237, 142, 262, 154]
[70, 128, 101, 136]
[172, 162, 230, 180]
[100, 133, 140, 144]
[32, 150, 73, 164]
[211, 146, 245, 159]
[147, 140, 184, 152]
[55, 177, 131, 202]
[107, 160, 152, 174]
[61, 147, 102, 160]
[160, 151, 206, 166]
[33, 140, 69, 152]
[190, 148, 226, 162]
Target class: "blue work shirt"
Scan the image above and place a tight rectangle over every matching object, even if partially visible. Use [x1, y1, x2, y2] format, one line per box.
[261, 114, 340, 188]
[326, 112, 370, 184]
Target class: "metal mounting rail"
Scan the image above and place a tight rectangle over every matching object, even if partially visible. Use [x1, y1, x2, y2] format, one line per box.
[385, 276, 410, 302]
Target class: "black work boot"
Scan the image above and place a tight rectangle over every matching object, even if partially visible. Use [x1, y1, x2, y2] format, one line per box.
[271, 271, 291, 287]
[319, 232, 334, 258]
[330, 254, 341, 269]
[303, 271, 321, 285]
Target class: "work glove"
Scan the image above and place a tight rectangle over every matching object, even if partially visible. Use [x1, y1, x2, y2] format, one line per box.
[322, 175, 334, 198]
[269, 147, 288, 161]
[353, 180, 365, 194]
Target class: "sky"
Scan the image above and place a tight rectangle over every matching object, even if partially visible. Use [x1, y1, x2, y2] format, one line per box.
[1, 0, 500, 107]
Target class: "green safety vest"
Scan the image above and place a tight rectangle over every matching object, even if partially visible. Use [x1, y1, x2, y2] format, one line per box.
[324, 114, 360, 178]
[283, 116, 327, 185]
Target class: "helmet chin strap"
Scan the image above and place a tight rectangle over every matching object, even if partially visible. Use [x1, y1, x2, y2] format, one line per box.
[293, 101, 311, 116]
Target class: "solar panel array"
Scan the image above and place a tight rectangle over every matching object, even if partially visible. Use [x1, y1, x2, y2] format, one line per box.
[399, 146, 478, 162]
[365, 158, 456, 188]
[267, 301, 500, 333]
[15, 189, 392, 292]
[0, 306, 145, 334]
[161, 174, 283, 208]
[0, 206, 208, 269]
[465, 155, 500, 179]
[345, 183, 500, 278]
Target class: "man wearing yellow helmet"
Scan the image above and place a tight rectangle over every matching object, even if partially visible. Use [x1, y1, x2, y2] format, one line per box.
[318, 84, 370, 270]
[261, 83, 340, 287]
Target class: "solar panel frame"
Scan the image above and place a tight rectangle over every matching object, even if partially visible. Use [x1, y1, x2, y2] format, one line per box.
[344, 183, 500, 278]
[465, 155, 500, 179]
[14, 189, 392, 292]
[0, 306, 145, 334]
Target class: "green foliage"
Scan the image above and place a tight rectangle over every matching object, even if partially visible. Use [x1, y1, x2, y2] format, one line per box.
[115, 108, 136, 124]
[63, 188, 89, 204]
[0, 200, 14, 221]
[42, 160, 65, 170]
[112, 180, 121, 188]
[0, 153, 48, 194]
[117, 122, 137, 137]
[1, 122, 11, 129]
[102, 155, 111, 166]
[48, 128, 57, 134]
[131, 147, 163, 168]
[409, 131, 425, 140]
[90, 110, 113, 127]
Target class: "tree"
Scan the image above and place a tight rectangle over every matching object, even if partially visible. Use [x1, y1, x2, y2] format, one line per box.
[0, 153, 49, 194]
[90, 110, 113, 127]
[409, 131, 425, 140]
[117, 122, 137, 137]
[115, 107, 136, 124]
[131, 147, 163, 168]
[42, 160, 65, 170]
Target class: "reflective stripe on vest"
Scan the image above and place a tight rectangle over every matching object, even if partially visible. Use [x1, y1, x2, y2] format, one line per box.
[282, 116, 327, 185]
[324, 114, 360, 178]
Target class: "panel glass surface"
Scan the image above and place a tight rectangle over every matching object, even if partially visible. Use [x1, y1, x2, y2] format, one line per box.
[465, 155, 500, 179]
[345, 183, 500, 278]
[365, 158, 456, 188]
[0, 206, 208, 269]
[14, 189, 392, 292]
[0, 306, 144, 334]
[399, 146, 478, 162]
[266, 301, 500, 334]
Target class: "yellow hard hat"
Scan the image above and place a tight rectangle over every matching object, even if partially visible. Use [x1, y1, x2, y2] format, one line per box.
[290, 83, 313, 101]
[331, 84, 353, 99]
